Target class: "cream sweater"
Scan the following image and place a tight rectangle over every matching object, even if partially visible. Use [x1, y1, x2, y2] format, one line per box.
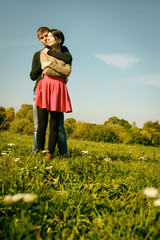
[40, 52, 71, 83]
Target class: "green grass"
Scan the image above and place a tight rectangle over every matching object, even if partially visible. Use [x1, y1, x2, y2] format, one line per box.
[0, 132, 160, 239]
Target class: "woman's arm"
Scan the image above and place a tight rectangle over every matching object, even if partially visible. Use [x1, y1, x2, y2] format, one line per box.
[41, 53, 71, 77]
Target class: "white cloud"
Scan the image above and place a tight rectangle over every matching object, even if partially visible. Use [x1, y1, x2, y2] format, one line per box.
[94, 54, 140, 70]
[130, 73, 160, 88]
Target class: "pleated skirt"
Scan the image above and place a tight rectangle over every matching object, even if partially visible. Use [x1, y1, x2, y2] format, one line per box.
[35, 75, 72, 113]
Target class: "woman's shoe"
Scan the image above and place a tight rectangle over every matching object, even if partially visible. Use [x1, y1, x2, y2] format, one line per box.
[46, 153, 53, 160]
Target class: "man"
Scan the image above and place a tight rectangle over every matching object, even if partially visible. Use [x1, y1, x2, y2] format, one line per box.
[30, 26, 72, 155]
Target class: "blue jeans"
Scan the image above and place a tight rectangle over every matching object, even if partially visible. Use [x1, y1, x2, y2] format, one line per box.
[32, 93, 67, 155]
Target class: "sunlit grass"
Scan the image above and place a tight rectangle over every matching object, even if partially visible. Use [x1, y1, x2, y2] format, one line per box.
[0, 132, 160, 239]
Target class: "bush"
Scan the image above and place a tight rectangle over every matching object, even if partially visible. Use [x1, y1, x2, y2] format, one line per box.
[71, 122, 126, 143]
[9, 119, 34, 135]
[64, 118, 77, 136]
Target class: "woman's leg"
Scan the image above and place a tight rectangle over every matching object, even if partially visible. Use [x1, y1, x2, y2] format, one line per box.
[37, 106, 48, 151]
[48, 111, 61, 154]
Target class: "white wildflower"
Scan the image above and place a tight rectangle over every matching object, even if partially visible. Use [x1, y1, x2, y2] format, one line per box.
[14, 158, 20, 162]
[143, 187, 159, 198]
[23, 193, 38, 203]
[139, 156, 148, 161]
[45, 166, 53, 170]
[1, 152, 7, 155]
[7, 143, 15, 147]
[34, 166, 38, 169]
[21, 168, 25, 171]
[41, 150, 48, 153]
[12, 193, 24, 202]
[4, 195, 13, 204]
[81, 150, 88, 154]
[104, 158, 111, 162]
[153, 198, 160, 207]
[4, 193, 38, 204]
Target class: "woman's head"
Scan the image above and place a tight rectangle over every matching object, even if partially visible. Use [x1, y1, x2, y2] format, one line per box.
[47, 29, 65, 49]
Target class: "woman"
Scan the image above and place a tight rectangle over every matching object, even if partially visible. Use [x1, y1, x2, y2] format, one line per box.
[35, 29, 72, 159]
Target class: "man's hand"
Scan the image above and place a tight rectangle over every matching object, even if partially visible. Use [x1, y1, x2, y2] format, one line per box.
[41, 48, 49, 54]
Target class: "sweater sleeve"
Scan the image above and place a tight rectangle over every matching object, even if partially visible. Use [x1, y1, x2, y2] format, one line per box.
[41, 53, 71, 77]
[40, 53, 71, 80]
[47, 46, 72, 64]
[30, 51, 42, 80]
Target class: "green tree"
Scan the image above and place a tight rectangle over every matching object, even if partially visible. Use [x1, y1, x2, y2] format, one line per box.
[104, 116, 120, 125]
[0, 107, 6, 131]
[0, 107, 6, 125]
[119, 119, 131, 130]
[15, 104, 33, 119]
[143, 120, 160, 133]
[5, 107, 15, 122]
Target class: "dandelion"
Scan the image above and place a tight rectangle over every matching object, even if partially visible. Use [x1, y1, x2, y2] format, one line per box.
[7, 143, 15, 147]
[104, 158, 111, 162]
[45, 166, 53, 170]
[143, 187, 159, 198]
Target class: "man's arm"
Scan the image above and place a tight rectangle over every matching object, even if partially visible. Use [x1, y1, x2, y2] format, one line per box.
[47, 46, 72, 64]
[30, 51, 42, 80]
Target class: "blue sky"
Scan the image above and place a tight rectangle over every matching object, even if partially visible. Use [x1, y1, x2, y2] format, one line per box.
[0, 0, 160, 127]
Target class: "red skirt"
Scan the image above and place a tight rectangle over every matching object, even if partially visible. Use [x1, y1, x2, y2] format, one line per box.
[35, 75, 72, 112]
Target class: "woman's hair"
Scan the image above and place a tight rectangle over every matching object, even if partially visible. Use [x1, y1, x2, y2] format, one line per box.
[49, 29, 65, 46]
[37, 26, 50, 38]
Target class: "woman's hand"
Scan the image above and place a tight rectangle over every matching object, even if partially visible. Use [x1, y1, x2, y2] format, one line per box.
[41, 61, 51, 70]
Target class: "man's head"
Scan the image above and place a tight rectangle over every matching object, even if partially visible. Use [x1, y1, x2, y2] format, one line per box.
[37, 26, 50, 46]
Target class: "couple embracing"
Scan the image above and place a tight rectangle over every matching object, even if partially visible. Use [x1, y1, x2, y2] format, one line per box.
[30, 27, 72, 159]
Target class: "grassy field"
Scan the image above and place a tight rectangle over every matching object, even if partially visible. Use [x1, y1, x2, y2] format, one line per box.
[0, 132, 160, 239]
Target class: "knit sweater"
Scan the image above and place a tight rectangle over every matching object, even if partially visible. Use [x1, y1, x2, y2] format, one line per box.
[40, 53, 71, 83]
[30, 46, 72, 91]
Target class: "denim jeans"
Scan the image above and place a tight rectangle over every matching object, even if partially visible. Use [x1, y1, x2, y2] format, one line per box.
[33, 94, 38, 152]
[32, 93, 67, 155]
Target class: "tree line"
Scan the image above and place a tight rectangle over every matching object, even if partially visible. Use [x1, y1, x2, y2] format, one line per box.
[0, 104, 160, 147]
